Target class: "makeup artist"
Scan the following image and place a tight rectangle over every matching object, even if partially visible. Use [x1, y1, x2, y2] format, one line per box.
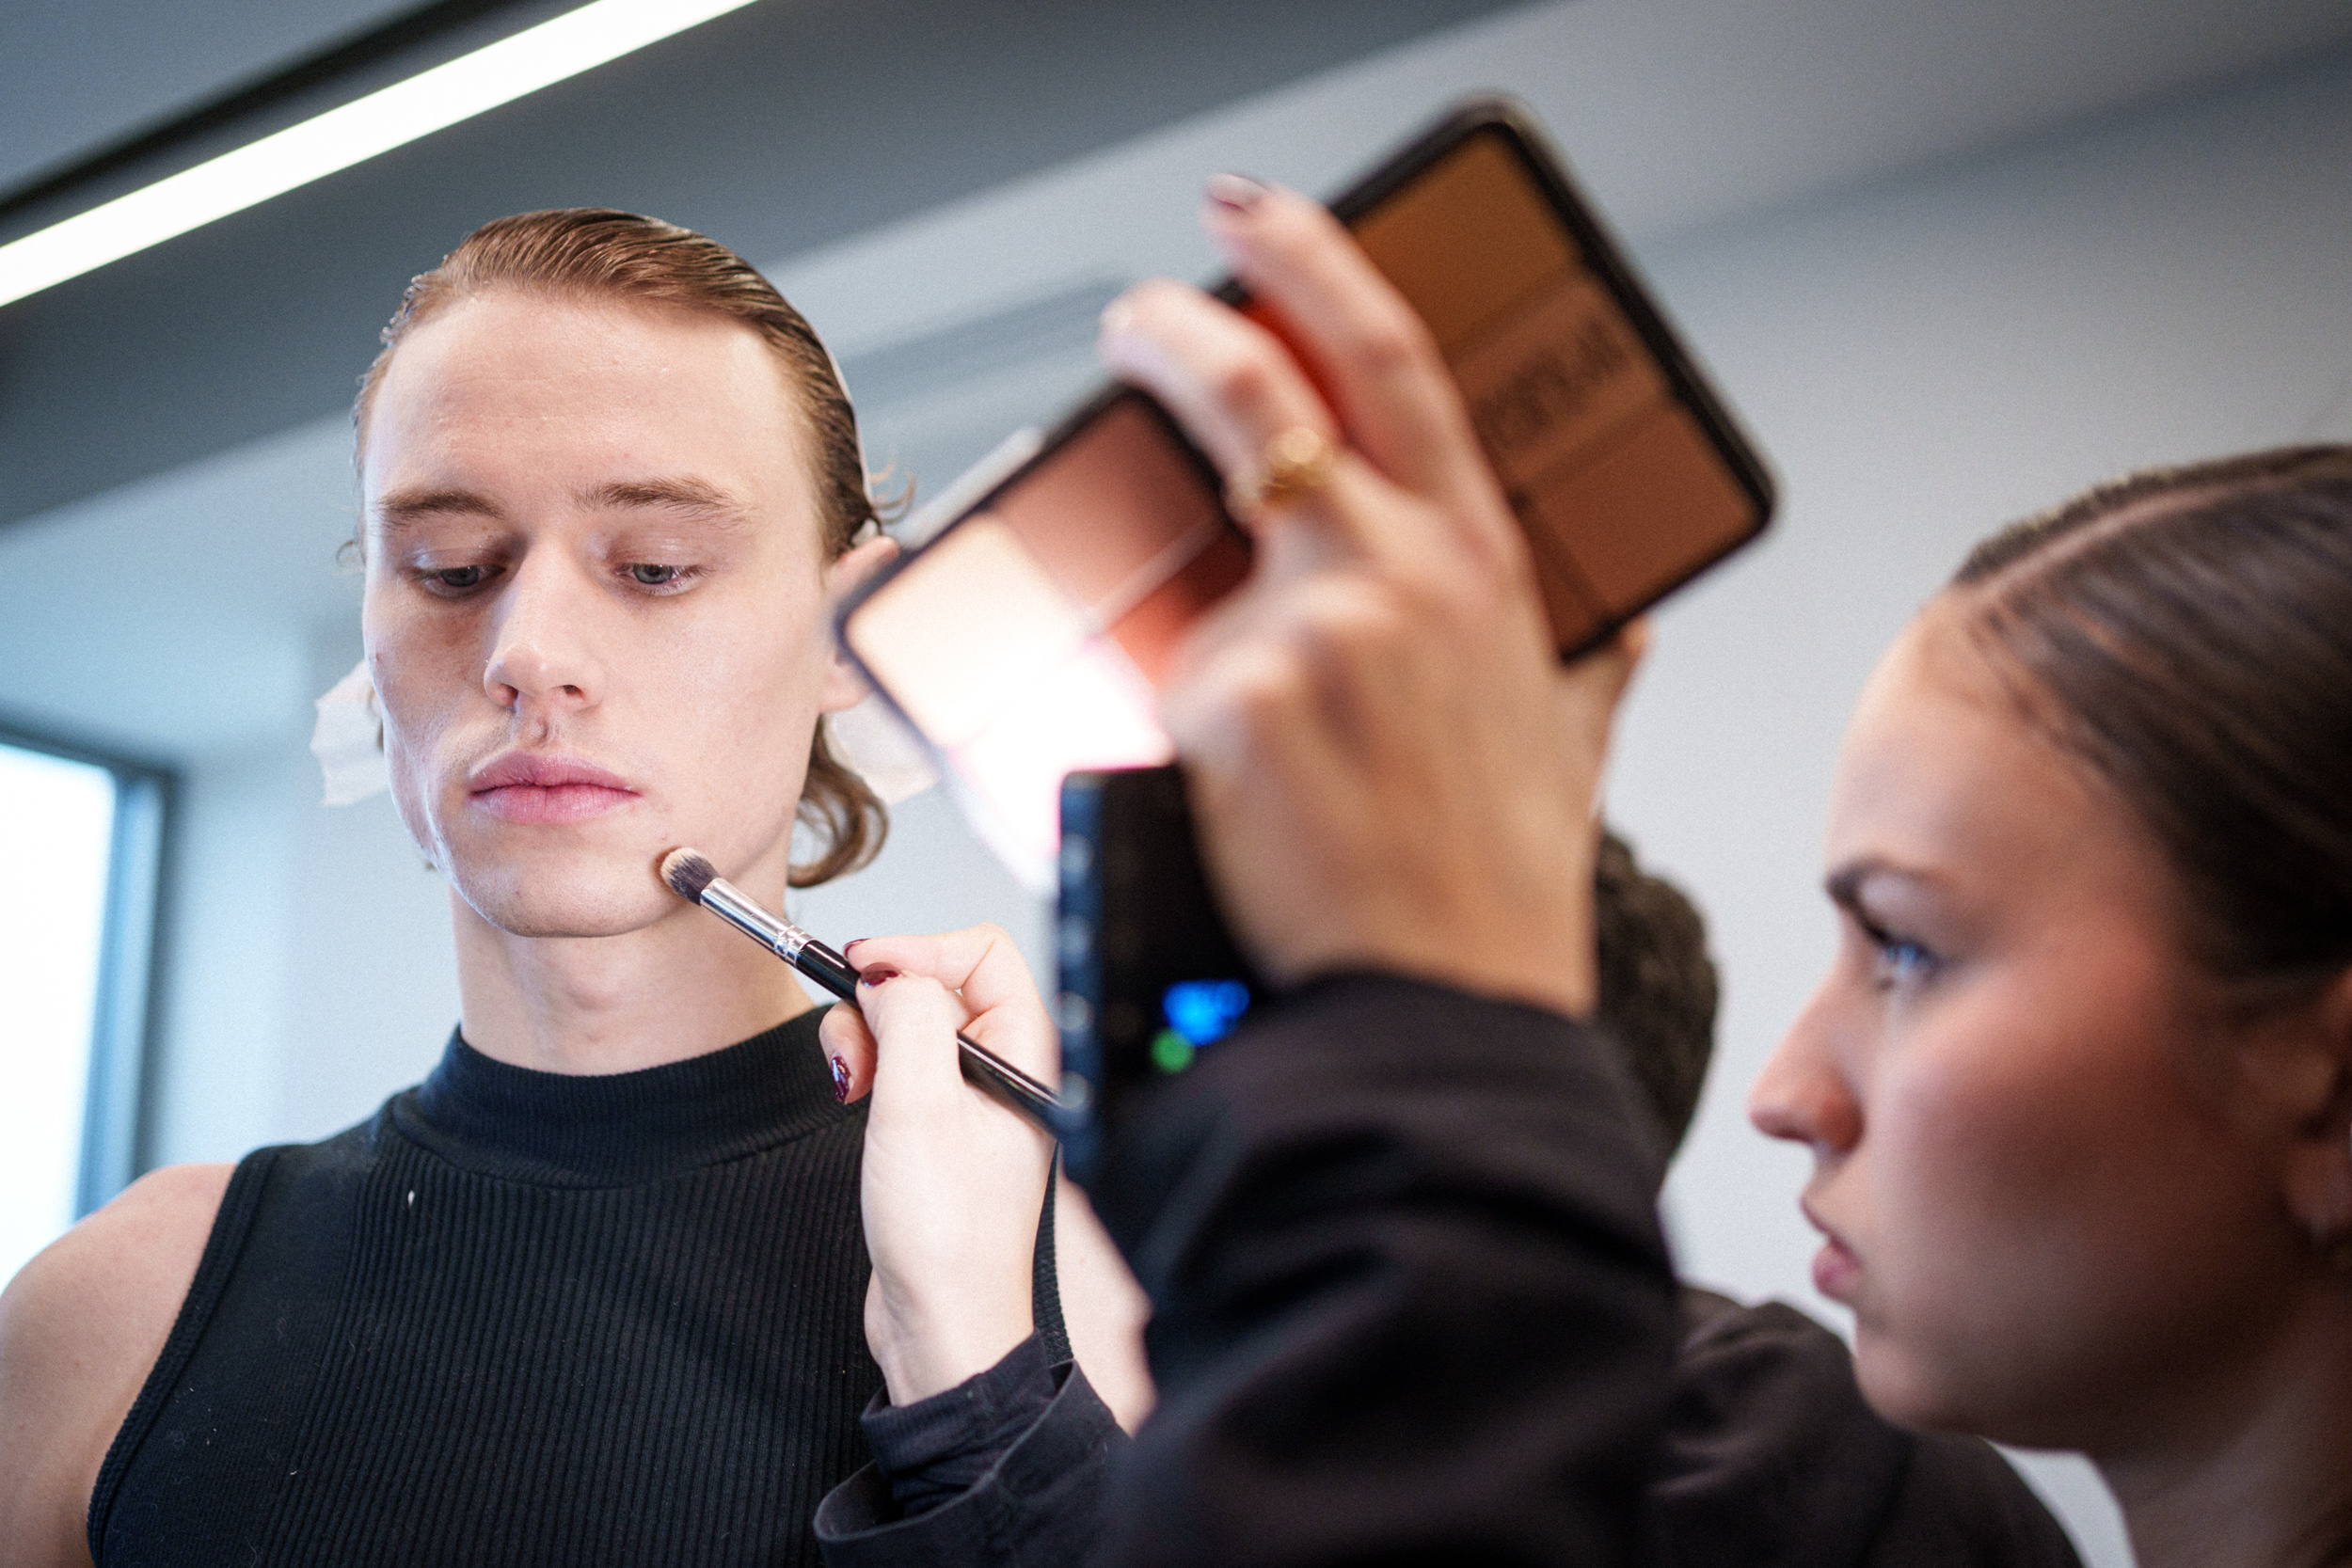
[1745, 449, 2352, 1568]
[0, 210, 1148, 1568]
[811, 176, 1679, 1564]
[828, 200, 2352, 1568]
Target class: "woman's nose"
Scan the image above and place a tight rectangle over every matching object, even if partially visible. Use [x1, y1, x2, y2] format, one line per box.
[1749, 989, 1864, 1154]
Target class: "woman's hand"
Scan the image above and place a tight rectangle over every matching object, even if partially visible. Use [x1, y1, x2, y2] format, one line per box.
[821, 927, 1058, 1407]
[1097, 176, 1643, 1019]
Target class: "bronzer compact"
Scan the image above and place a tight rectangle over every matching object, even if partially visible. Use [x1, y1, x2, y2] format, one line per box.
[834, 97, 1777, 1164]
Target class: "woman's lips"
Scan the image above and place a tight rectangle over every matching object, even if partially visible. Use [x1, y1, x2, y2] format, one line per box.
[1803, 1201, 1862, 1302]
[1811, 1234, 1861, 1302]
[467, 752, 640, 824]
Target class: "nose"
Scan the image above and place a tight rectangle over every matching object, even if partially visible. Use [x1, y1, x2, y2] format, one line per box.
[483, 552, 608, 726]
[1749, 984, 1864, 1155]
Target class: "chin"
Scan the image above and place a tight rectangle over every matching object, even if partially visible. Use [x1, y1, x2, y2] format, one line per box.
[444, 842, 677, 939]
[1849, 1323, 1977, 1434]
[1852, 1322, 2062, 1447]
[454, 872, 674, 939]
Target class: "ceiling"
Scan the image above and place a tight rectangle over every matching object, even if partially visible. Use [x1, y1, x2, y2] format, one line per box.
[8, 0, 2352, 532]
[0, 0, 429, 196]
[0, 0, 1528, 530]
[1, 0, 2349, 761]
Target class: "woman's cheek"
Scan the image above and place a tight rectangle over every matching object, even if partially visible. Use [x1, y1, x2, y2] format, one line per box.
[1857, 1030, 2038, 1342]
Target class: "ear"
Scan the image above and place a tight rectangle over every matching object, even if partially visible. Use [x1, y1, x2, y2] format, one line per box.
[818, 535, 900, 715]
[2260, 968, 2352, 1247]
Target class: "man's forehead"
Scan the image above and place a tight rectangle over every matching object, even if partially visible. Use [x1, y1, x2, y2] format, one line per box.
[376, 292, 797, 427]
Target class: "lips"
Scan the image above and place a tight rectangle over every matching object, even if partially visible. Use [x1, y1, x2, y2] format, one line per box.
[1802, 1200, 1862, 1303]
[467, 752, 641, 824]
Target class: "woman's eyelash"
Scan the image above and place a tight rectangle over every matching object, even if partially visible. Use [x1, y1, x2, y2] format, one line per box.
[1854, 911, 1942, 989]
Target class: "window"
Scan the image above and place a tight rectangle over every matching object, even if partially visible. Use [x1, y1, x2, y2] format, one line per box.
[0, 730, 168, 1288]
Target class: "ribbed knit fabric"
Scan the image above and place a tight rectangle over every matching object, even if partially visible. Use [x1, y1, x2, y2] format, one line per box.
[90, 1010, 885, 1567]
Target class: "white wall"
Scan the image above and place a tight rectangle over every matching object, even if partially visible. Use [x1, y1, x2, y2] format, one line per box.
[142, 676, 459, 1164]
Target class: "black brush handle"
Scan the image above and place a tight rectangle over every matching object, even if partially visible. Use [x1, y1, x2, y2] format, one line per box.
[792, 940, 863, 1002]
[797, 939, 1077, 1138]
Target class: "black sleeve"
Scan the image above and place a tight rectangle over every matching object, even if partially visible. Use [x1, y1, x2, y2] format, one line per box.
[813, 1347, 1126, 1567]
[1656, 1291, 2085, 1568]
[1867, 1433, 2088, 1568]
[859, 1333, 1065, 1519]
[1080, 971, 1678, 1568]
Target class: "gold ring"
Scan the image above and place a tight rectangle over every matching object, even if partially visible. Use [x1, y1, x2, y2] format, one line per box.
[1231, 425, 1338, 520]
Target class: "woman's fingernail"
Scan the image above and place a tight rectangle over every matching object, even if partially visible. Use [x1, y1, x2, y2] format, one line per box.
[857, 966, 898, 989]
[1204, 173, 1267, 214]
[829, 1056, 850, 1103]
[843, 938, 870, 953]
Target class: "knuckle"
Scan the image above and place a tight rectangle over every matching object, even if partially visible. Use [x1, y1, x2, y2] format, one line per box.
[1116, 277, 1190, 329]
[1303, 578, 1405, 652]
[1231, 655, 1308, 737]
[1355, 319, 1421, 378]
[1347, 312, 1430, 380]
[1208, 347, 1279, 417]
[1129, 276, 1191, 309]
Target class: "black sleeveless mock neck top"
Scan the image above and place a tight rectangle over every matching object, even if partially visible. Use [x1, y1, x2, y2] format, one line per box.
[90, 1010, 886, 1567]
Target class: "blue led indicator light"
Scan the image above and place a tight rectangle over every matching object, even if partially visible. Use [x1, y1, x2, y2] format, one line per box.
[1162, 978, 1252, 1047]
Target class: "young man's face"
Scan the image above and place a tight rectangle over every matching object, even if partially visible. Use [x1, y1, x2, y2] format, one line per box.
[358, 288, 866, 938]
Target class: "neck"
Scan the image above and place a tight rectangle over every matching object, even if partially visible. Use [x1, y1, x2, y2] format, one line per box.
[2100, 1280, 2352, 1568]
[451, 880, 814, 1077]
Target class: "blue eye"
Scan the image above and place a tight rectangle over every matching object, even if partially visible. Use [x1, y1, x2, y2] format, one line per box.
[1870, 934, 1941, 990]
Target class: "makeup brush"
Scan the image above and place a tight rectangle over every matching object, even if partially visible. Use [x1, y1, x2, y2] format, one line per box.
[659, 847, 1076, 1135]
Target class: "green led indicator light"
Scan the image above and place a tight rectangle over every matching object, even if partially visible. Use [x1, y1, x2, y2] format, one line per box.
[1150, 1029, 1197, 1074]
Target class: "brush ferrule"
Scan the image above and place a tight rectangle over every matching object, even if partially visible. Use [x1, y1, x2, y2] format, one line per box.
[698, 877, 807, 962]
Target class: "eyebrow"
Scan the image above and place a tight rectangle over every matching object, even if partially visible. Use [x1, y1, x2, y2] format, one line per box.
[581, 476, 755, 528]
[370, 476, 756, 535]
[373, 485, 504, 531]
[1824, 856, 1951, 917]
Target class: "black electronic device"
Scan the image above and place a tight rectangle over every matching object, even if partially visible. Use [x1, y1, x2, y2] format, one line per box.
[1055, 764, 1262, 1180]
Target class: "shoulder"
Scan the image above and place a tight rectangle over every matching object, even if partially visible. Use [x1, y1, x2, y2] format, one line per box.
[8, 1162, 236, 1316]
[0, 1163, 235, 1567]
[1877, 1433, 2087, 1566]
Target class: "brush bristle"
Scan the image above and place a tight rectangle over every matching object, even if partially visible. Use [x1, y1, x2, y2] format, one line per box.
[660, 847, 718, 902]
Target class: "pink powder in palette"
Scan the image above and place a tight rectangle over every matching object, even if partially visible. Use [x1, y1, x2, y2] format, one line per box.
[843, 396, 1240, 887]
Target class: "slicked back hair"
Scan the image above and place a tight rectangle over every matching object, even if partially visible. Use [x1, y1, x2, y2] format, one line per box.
[355, 209, 886, 886]
[1951, 445, 2352, 986]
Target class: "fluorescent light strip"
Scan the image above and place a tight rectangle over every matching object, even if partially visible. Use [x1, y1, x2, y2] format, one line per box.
[0, 0, 761, 309]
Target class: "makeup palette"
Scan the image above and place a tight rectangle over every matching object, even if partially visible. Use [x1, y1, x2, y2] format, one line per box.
[840, 98, 1774, 889]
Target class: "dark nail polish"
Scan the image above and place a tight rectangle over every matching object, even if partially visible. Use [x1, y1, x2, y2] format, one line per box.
[844, 937, 871, 951]
[857, 966, 898, 989]
[829, 1056, 850, 1103]
[1204, 172, 1267, 213]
